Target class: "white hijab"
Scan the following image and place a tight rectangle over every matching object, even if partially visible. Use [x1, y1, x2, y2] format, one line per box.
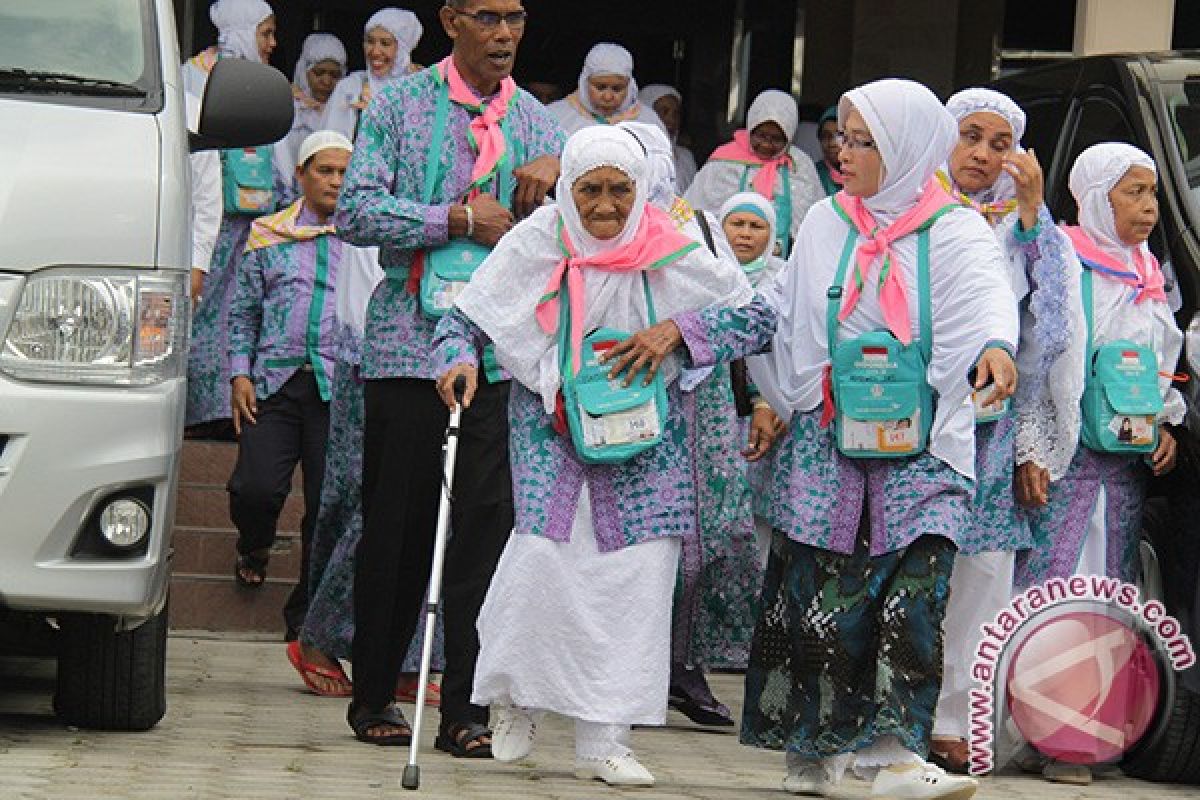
[364, 8, 423, 91]
[1069, 142, 1158, 268]
[747, 90, 798, 146]
[209, 0, 272, 63]
[944, 87, 1026, 209]
[576, 43, 639, 117]
[293, 33, 348, 99]
[617, 120, 676, 208]
[455, 126, 754, 410]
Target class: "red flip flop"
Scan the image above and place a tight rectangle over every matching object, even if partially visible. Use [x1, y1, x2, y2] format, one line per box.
[394, 675, 441, 706]
[286, 640, 352, 697]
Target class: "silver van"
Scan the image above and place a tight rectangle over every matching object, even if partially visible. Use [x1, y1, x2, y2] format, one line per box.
[0, 0, 289, 729]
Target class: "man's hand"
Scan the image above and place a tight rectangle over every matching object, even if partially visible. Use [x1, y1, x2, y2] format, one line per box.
[512, 155, 559, 219]
[974, 347, 1018, 408]
[600, 321, 684, 387]
[1015, 461, 1050, 508]
[467, 194, 514, 248]
[1149, 426, 1178, 477]
[1002, 148, 1046, 233]
[436, 364, 478, 411]
[744, 403, 784, 462]
[231, 376, 257, 435]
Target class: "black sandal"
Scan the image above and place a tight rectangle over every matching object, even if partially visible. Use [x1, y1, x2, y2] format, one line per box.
[234, 552, 269, 588]
[435, 721, 493, 758]
[347, 702, 412, 746]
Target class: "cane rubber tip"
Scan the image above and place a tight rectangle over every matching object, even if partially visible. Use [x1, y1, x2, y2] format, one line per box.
[401, 765, 420, 790]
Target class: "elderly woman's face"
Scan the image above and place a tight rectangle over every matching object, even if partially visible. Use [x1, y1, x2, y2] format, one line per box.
[950, 112, 1014, 194]
[722, 212, 772, 265]
[256, 15, 277, 63]
[365, 27, 400, 77]
[750, 121, 788, 160]
[307, 59, 343, 103]
[571, 166, 636, 240]
[652, 94, 682, 137]
[838, 109, 883, 198]
[1108, 165, 1158, 246]
[588, 74, 630, 116]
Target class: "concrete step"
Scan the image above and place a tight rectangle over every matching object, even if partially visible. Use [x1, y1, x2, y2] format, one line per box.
[170, 526, 302, 579]
[179, 439, 304, 489]
[173, 483, 305, 532]
[168, 573, 291, 635]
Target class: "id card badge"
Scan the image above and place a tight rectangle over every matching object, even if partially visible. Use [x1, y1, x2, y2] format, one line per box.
[1109, 413, 1156, 447]
[839, 410, 922, 455]
[972, 387, 1011, 423]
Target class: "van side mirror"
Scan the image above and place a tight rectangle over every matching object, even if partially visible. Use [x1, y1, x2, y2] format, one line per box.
[189, 59, 293, 152]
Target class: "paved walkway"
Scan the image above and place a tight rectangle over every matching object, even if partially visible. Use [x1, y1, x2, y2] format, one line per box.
[0, 636, 1197, 799]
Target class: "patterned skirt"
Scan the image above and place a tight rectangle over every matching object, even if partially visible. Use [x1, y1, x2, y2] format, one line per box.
[1015, 445, 1147, 586]
[673, 366, 761, 670]
[958, 415, 1034, 553]
[740, 523, 955, 759]
[300, 359, 443, 670]
[186, 215, 252, 426]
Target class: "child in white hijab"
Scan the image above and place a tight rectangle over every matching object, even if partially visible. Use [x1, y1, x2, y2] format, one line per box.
[322, 8, 424, 141]
[686, 89, 822, 259]
[548, 43, 666, 137]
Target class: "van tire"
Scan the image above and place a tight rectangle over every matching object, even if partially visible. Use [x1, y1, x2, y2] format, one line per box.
[53, 606, 167, 731]
[1124, 685, 1200, 784]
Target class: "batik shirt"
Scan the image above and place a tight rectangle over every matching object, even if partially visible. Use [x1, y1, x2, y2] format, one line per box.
[228, 205, 342, 402]
[335, 66, 565, 380]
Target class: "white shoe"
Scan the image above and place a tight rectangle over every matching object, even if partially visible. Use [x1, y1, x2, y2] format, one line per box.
[574, 753, 656, 787]
[491, 706, 538, 763]
[870, 761, 978, 799]
[783, 763, 830, 795]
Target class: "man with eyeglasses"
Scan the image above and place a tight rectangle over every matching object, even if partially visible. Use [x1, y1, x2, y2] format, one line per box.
[335, 0, 564, 754]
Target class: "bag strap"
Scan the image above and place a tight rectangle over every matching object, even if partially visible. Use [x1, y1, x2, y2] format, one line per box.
[694, 210, 718, 257]
[916, 227, 933, 365]
[556, 270, 657, 379]
[825, 227, 859, 360]
[1082, 265, 1095, 362]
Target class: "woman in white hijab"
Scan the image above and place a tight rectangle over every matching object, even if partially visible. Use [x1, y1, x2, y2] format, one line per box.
[547, 43, 665, 137]
[1013, 143, 1183, 783]
[640, 83, 698, 191]
[276, 34, 349, 201]
[182, 0, 275, 98]
[929, 87, 1086, 775]
[322, 8, 423, 141]
[740, 79, 1019, 799]
[686, 90, 821, 259]
[432, 125, 761, 787]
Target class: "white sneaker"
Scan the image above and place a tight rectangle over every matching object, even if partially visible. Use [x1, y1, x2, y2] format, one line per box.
[783, 763, 830, 795]
[870, 761, 978, 799]
[574, 753, 656, 787]
[491, 706, 538, 763]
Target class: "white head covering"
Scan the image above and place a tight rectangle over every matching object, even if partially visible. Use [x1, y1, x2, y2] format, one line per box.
[719, 192, 777, 244]
[1069, 142, 1158, 265]
[293, 33, 348, 98]
[746, 90, 798, 147]
[209, 0, 273, 63]
[838, 78, 957, 219]
[364, 8, 424, 82]
[945, 87, 1026, 208]
[456, 125, 754, 409]
[617, 120, 676, 208]
[577, 43, 639, 117]
[639, 84, 681, 110]
[296, 130, 353, 167]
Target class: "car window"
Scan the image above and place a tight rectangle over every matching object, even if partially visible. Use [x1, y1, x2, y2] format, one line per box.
[1160, 80, 1200, 224]
[1058, 96, 1138, 223]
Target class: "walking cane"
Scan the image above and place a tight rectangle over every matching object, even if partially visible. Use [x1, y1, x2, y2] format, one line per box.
[402, 375, 466, 791]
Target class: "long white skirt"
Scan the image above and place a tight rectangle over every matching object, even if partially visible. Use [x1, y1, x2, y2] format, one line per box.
[471, 485, 681, 725]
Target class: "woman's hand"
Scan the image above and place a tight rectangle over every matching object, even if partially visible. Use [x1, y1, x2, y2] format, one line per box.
[1015, 461, 1050, 508]
[436, 364, 478, 411]
[1149, 426, 1178, 476]
[974, 347, 1018, 407]
[601, 320, 684, 387]
[231, 376, 257, 436]
[743, 403, 785, 462]
[1003, 148, 1045, 233]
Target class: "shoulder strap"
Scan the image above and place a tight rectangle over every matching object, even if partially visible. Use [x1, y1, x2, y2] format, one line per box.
[421, 71, 453, 205]
[916, 228, 933, 364]
[643, 272, 658, 326]
[826, 225, 860, 358]
[694, 210, 718, 257]
[1082, 266, 1095, 359]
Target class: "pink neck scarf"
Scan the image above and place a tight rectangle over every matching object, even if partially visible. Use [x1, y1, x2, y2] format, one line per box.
[1062, 225, 1167, 304]
[439, 56, 518, 198]
[709, 130, 793, 199]
[834, 179, 959, 344]
[535, 204, 698, 375]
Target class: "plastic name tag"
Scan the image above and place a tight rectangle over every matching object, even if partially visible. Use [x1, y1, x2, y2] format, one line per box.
[840, 409, 923, 454]
[972, 388, 1011, 423]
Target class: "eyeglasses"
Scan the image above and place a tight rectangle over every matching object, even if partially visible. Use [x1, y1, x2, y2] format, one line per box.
[835, 132, 876, 151]
[453, 9, 528, 30]
[749, 128, 788, 149]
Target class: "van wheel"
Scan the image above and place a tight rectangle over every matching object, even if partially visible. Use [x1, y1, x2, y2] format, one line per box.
[53, 605, 167, 731]
[1124, 685, 1200, 785]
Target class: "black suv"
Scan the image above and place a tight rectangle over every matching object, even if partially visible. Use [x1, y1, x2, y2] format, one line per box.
[994, 53, 1200, 785]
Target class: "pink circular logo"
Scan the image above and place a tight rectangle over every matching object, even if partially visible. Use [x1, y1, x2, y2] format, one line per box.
[1006, 611, 1160, 764]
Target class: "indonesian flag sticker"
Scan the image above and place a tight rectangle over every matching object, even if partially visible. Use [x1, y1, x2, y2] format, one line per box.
[861, 345, 889, 364]
[1121, 350, 1142, 369]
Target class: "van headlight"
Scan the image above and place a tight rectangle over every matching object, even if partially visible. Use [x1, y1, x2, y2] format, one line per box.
[0, 269, 189, 386]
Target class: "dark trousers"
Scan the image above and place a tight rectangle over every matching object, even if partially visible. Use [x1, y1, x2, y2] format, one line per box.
[352, 377, 513, 725]
[228, 369, 330, 640]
